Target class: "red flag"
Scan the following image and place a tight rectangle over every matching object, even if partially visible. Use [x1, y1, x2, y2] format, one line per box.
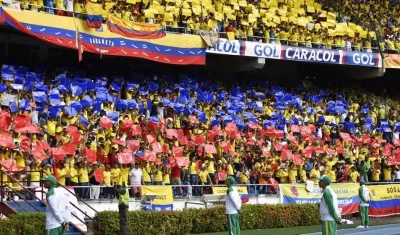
[131, 125, 142, 136]
[112, 139, 126, 146]
[175, 157, 189, 167]
[166, 129, 178, 139]
[217, 170, 227, 181]
[81, 148, 96, 163]
[126, 140, 140, 151]
[204, 144, 217, 154]
[146, 134, 156, 144]
[220, 141, 231, 152]
[51, 147, 65, 161]
[144, 150, 157, 162]
[63, 143, 76, 155]
[94, 169, 104, 183]
[0, 111, 12, 131]
[14, 114, 30, 129]
[32, 143, 47, 160]
[293, 154, 303, 165]
[225, 122, 238, 135]
[193, 135, 205, 145]
[100, 117, 113, 129]
[152, 142, 163, 153]
[281, 150, 292, 160]
[118, 153, 133, 164]
[19, 135, 31, 153]
[1, 159, 17, 172]
[173, 147, 183, 157]
[291, 125, 300, 133]
[36, 140, 50, 151]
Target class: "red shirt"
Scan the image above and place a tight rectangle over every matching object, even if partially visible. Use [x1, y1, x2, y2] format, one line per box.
[171, 166, 181, 178]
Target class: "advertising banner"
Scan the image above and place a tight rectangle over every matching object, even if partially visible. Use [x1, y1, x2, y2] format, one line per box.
[207, 39, 382, 68]
[212, 186, 249, 203]
[343, 51, 382, 67]
[282, 46, 342, 64]
[369, 184, 400, 217]
[280, 183, 360, 215]
[141, 186, 173, 211]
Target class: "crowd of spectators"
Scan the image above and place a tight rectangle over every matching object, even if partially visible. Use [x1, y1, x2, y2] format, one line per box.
[4, 0, 400, 53]
[0, 64, 400, 200]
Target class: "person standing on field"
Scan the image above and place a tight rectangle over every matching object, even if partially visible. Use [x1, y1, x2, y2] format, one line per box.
[319, 175, 341, 235]
[357, 180, 370, 228]
[225, 176, 241, 235]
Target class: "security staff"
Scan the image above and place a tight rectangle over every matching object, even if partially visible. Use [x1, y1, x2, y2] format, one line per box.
[357, 180, 370, 228]
[115, 184, 129, 235]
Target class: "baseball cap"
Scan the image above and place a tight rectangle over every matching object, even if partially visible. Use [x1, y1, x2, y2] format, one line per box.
[318, 175, 331, 184]
[40, 175, 57, 185]
[226, 176, 235, 184]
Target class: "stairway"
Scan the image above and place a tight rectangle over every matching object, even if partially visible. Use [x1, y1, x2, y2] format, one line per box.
[4, 200, 86, 235]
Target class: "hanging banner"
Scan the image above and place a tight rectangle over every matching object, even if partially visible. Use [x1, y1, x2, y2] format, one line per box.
[212, 186, 249, 203]
[0, 8, 206, 65]
[141, 186, 173, 211]
[343, 51, 382, 67]
[107, 14, 166, 39]
[280, 183, 359, 215]
[369, 184, 400, 217]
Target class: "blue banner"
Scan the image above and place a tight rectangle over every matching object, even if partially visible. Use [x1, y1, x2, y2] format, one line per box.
[282, 46, 341, 64]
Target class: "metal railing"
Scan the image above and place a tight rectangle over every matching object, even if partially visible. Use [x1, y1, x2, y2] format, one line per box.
[0, 169, 100, 235]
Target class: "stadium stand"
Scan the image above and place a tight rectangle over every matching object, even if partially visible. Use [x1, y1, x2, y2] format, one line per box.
[0, 0, 387, 53]
[0, 62, 399, 200]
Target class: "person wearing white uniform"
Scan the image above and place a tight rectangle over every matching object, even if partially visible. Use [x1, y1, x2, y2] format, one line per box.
[225, 176, 241, 235]
[319, 175, 341, 235]
[41, 175, 70, 235]
[129, 162, 143, 197]
[357, 180, 370, 228]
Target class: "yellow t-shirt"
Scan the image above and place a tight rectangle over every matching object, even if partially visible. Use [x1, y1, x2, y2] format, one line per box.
[103, 171, 111, 186]
[57, 168, 67, 186]
[383, 168, 392, 181]
[142, 167, 151, 182]
[78, 168, 89, 183]
[30, 170, 41, 182]
[110, 168, 121, 185]
[372, 169, 381, 181]
[310, 168, 321, 184]
[46, 120, 57, 136]
[198, 170, 208, 183]
[288, 167, 298, 182]
[154, 170, 163, 182]
[349, 171, 359, 183]
[69, 167, 79, 183]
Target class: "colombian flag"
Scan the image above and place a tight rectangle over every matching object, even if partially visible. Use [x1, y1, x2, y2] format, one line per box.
[86, 2, 102, 29]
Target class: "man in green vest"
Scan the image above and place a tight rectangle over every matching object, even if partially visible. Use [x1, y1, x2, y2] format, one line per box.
[115, 184, 129, 235]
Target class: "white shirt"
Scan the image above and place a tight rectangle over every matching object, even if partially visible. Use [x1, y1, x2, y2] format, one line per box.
[129, 168, 143, 185]
[225, 186, 242, 214]
[46, 187, 70, 230]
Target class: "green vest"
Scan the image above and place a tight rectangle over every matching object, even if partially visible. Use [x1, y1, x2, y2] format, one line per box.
[119, 188, 130, 206]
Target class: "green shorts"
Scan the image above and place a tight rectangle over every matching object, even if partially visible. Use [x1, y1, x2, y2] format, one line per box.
[45, 226, 65, 235]
[321, 220, 337, 235]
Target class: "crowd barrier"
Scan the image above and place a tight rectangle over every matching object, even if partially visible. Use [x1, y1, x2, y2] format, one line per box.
[5, 182, 399, 216]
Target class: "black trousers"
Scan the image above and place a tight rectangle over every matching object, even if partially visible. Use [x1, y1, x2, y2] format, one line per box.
[119, 204, 128, 235]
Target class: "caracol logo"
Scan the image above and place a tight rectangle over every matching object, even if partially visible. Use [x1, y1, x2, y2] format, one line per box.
[291, 186, 299, 197]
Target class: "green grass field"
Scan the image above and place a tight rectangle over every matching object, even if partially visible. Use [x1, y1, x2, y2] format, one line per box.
[194, 222, 394, 235]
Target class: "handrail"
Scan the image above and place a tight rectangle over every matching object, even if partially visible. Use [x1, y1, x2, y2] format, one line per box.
[0, 170, 99, 234]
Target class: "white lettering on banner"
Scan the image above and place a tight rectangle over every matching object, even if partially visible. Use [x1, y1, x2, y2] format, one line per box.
[206, 39, 240, 55]
[248, 43, 280, 58]
[353, 53, 374, 65]
[286, 48, 337, 62]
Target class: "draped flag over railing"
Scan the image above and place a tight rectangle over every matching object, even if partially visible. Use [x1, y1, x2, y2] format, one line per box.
[107, 14, 166, 39]
[0, 8, 207, 65]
